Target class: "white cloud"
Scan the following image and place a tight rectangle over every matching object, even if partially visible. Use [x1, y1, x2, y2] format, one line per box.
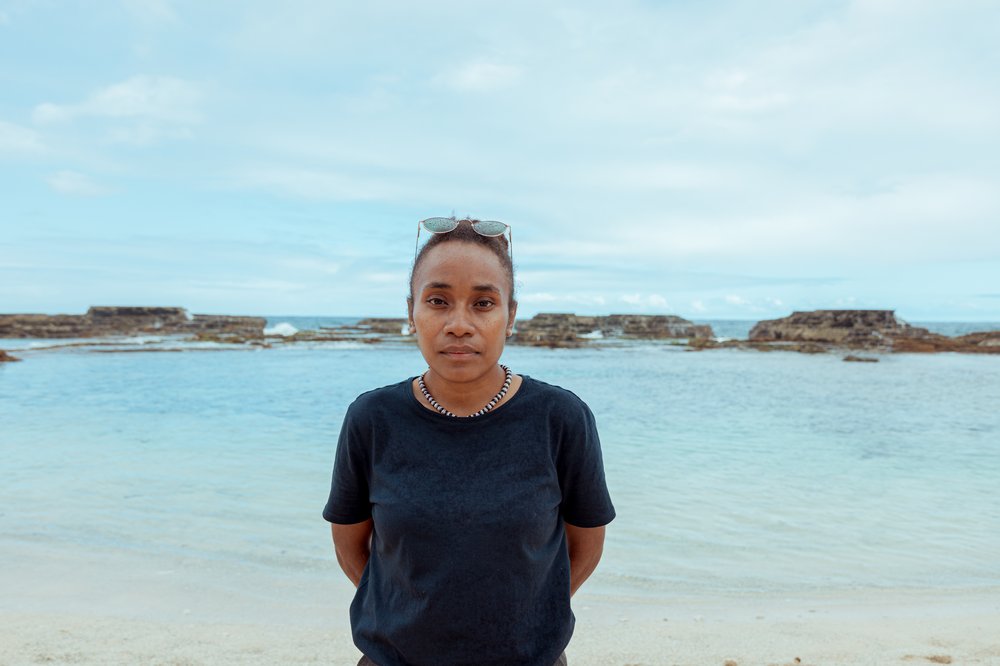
[705, 67, 792, 114]
[724, 294, 750, 306]
[520, 292, 560, 304]
[690, 300, 707, 313]
[436, 62, 521, 92]
[185, 278, 307, 293]
[107, 124, 194, 145]
[45, 171, 112, 197]
[617, 293, 669, 310]
[361, 271, 406, 285]
[33, 75, 202, 126]
[649, 294, 669, 308]
[582, 295, 606, 307]
[0, 120, 46, 158]
[230, 164, 493, 204]
[232, 166, 400, 202]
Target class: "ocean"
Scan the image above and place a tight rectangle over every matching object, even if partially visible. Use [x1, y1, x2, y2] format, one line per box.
[2, 317, 999, 625]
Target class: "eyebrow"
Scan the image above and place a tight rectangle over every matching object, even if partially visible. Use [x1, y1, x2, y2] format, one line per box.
[422, 281, 501, 293]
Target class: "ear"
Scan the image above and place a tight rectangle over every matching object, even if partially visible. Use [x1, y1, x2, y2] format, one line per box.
[406, 297, 416, 334]
[506, 300, 518, 337]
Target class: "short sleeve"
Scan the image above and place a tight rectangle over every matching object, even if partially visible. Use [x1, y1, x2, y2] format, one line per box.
[557, 400, 616, 528]
[322, 402, 372, 524]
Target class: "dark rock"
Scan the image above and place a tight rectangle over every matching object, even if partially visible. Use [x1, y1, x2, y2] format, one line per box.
[188, 313, 266, 339]
[190, 332, 269, 346]
[953, 330, 1000, 352]
[0, 349, 21, 362]
[843, 355, 879, 362]
[749, 310, 927, 348]
[355, 318, 409, 335]
[786, 342, 828, 354]
[686, 337, 716, 350]
[602, 314, 713, 339]
[747, 310, 1000, 354]
[890, 331, 1000, 354]
[0, 306, 266, 339]
[274, 319, 414, 344]
[889, 337, 943, 353]
[512, 313, 713, 347]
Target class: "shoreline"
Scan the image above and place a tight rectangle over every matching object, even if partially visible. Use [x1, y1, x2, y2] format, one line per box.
[4, 540, 997, 664]
[3, 309, 1000, 356]
[3, 588, 998, 665]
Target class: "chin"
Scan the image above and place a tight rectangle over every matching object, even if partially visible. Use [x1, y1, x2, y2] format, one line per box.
[429, 358, 495, 382]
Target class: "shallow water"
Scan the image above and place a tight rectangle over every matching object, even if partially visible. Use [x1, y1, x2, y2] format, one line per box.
[2, 323, 999, 617]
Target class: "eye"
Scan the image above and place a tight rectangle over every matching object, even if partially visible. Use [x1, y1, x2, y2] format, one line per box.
[426, 297, 447, 306]
[475, 298, 495, 308]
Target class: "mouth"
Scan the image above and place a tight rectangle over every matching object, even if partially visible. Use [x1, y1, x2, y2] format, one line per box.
[441, 346, 479, 358]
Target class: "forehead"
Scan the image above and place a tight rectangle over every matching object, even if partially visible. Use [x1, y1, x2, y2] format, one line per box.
[414, 242, 510, 292]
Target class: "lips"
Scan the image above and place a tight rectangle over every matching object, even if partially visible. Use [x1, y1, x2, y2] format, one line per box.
[441, 345, 478, 356]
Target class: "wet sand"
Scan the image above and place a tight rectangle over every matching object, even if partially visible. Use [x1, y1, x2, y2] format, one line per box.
[2, 588, 998, 665]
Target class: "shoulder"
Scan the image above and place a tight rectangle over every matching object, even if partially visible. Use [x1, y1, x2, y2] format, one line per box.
[345, 377, 413, 419]
[520, 376, 596, 420]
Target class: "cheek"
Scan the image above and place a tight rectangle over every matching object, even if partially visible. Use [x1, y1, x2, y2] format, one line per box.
[489, 315, 511, 342]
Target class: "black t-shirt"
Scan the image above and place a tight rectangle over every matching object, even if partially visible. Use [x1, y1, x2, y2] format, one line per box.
[323, 375, 616, 666]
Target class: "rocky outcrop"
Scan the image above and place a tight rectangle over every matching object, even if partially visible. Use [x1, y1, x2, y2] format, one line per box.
[745, 310, 1000, 354]
[355, 318, 409, 335]
[510, 313, 595, 348]
[749, 310, 927, 347]
[890, 330, 1000, 354]
[335, 313, 714, 348]
[0, 306, 266, 339]
[954, 330, 1000, 349]
[0, 349, 21, 362]
[602, 314, 714, 339]
[512, 313, 713, 347]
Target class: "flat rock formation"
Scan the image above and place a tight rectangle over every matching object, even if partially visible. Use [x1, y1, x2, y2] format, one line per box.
[843, 354, 879, 363]
[512, 313, 713, 348]
[0, 306, 265, 339]
[266, 318, 411, 344]
[749, 310, 927, 347]
[741, 310, 1000, 354]
[891, 330, 1000, 353]
[355, 318, 409, 335]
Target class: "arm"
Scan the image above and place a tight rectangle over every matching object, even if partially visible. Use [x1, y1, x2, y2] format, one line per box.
[331, 518, 373, 587]
[564, 521, 606, 597]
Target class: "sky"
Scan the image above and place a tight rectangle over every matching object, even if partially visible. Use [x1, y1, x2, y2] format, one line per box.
[1, 1, 999, 321]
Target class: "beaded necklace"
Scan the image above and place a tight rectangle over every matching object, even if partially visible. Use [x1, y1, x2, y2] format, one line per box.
[418, 364, 513, 418]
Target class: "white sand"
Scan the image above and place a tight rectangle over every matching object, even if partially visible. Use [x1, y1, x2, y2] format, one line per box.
[2, 589, 998, 665]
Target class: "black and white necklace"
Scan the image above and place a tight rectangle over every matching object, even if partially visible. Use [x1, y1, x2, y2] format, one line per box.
[418, 364, 513, 418]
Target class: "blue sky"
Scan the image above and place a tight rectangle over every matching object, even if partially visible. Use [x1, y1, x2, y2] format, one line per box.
[1, 1, 998, 321]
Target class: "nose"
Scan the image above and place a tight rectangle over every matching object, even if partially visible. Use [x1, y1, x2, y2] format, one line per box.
[443, 308, 475, 337]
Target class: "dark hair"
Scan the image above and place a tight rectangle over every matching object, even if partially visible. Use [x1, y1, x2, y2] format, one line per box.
[408, 219, 516, 311]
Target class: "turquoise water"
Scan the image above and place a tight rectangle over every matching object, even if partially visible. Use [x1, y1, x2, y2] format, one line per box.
[2, 321, 1000, 617]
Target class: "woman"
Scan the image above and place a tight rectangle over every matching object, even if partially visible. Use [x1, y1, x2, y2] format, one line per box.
[324, 218, 615, 666]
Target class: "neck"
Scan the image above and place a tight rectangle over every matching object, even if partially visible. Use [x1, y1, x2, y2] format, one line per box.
[423, 365, 506, 416]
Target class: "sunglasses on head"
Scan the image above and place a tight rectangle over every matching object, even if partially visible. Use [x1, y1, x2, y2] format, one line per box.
[415, 217, 513, 263]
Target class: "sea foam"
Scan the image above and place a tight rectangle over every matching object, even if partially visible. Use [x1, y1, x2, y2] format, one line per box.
[264, 322, 299, 337]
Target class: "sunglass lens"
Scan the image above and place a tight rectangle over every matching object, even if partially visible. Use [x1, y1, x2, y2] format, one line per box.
[422, 217, 459, 233]
[472, 220, 507, 236]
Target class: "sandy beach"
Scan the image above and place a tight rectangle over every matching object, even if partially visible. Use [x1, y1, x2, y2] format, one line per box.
[3, 587, 998, 665]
